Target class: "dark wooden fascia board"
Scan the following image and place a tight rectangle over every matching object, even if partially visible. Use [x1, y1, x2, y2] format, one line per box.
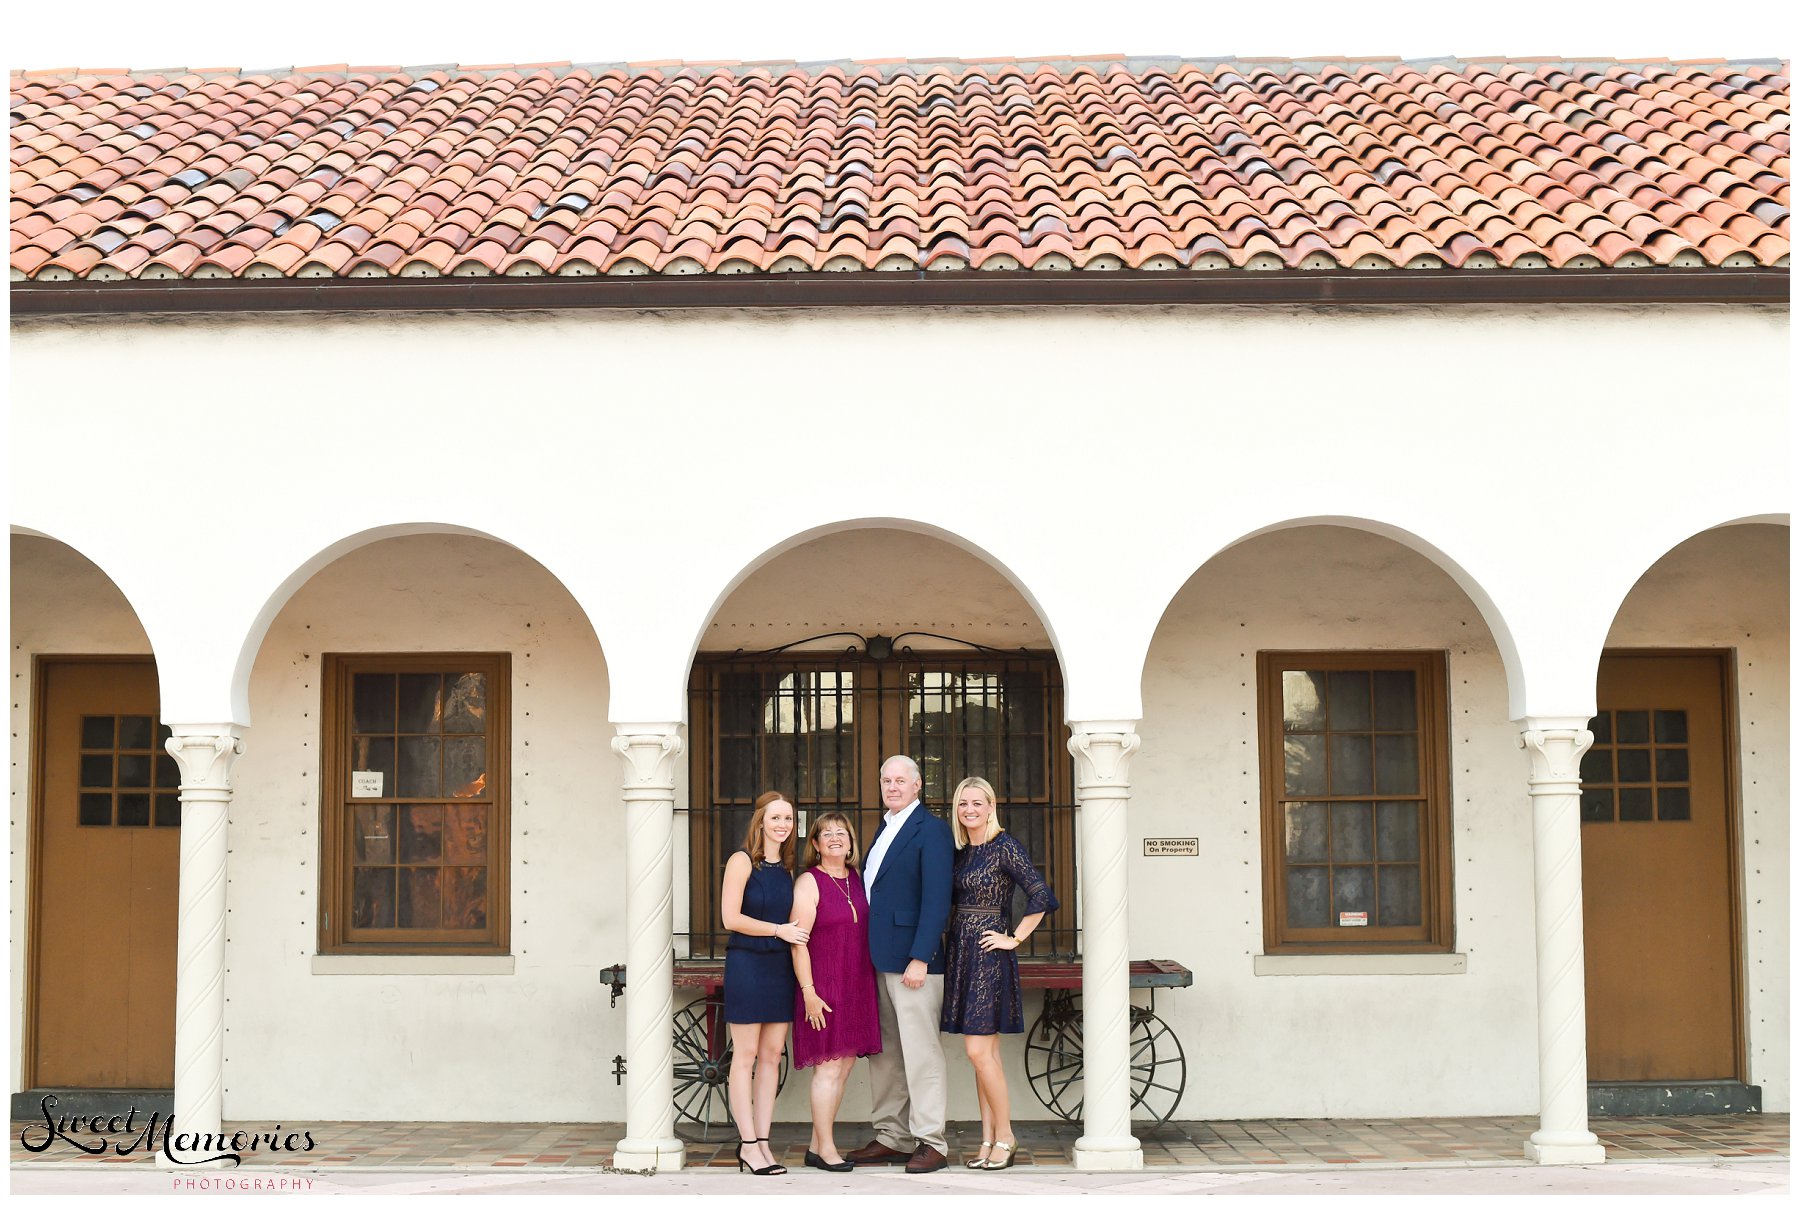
[10, 267, 1789, 316]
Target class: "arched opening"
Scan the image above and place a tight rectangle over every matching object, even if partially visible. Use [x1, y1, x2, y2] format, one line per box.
[1579, 520, 1787, 1113]
[1136, 521, 1527, 1120]
[11, 531, 175, 1114]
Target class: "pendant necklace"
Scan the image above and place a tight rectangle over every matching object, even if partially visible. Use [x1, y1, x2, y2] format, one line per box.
[827, 868, 857, 924]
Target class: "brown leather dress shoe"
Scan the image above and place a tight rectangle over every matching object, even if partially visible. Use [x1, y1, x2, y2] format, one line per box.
[844, 1139, 912, 1165]
[904, 1146, 947, 1174]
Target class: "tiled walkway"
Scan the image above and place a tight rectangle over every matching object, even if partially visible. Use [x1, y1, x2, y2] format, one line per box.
[11, 1113, 1787, 1171]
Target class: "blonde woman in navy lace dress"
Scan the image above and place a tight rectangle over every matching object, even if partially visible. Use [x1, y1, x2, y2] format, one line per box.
[939, 776, 1058, 1171]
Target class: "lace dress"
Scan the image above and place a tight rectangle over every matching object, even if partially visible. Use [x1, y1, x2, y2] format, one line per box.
[790, 866, 881, 1067]
[939, 832, 1060, 1035]
[723, 859, 797, 1023]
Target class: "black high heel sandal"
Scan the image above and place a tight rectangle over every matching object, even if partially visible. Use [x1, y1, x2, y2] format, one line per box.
[738, 1139, 786, 1175]
[805, 1150, 855, 1172]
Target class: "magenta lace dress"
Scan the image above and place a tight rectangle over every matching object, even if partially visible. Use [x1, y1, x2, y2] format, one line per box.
[940, 833, 1060, 1035]
[790, 866, 882, 1068]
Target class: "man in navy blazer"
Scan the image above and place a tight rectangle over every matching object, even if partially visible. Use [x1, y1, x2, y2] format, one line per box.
[845, 754, 954, 1173]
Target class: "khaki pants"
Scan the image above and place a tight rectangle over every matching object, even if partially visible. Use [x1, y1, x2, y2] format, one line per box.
[868, 971, 948, 1155]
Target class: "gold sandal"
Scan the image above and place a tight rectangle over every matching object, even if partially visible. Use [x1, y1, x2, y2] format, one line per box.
[984, 1139, 1016, 1170]
[964, 1141, 992, 1169]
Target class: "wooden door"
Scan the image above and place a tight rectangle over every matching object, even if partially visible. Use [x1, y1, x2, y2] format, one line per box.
[30, 659, 180, 1088]
[1581, 652, 1739, 1082]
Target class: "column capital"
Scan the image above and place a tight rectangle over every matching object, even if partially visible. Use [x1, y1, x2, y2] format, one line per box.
[164, 723, 247, 800]
[1067, 720, 1140, 797]
[611, 722, 683, 800]
[1517, 719, 1595, 790]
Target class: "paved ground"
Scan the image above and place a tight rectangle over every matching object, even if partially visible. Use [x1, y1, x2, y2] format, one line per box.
[9, 1159, 1790, 1195]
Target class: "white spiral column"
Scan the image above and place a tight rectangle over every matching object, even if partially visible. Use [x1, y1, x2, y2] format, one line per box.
[1519, 720, 1606, 1165]
[609, 722, 686, 1171]
[158, 724, 244, 1168]
[1067, 721, 1143, 1170]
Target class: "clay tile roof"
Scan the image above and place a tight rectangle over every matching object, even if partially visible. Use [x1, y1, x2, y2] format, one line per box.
[9, 57, 1789, 282]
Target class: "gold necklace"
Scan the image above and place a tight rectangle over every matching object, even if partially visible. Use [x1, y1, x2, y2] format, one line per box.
[824, 866, 857, 924]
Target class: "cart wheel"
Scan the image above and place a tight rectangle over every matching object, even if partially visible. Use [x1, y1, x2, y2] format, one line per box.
[670, 998, 789, 1139]
[1023, 992, 1186, 1124]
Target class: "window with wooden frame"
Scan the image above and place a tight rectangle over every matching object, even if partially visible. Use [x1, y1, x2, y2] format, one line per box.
[685, 648, 1077, 960]
[1257, 651, 1452, 952]
[320, 653, 509, 952]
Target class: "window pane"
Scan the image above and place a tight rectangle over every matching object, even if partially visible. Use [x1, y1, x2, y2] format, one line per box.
[1654, 710, 1687, 743]
[1376, 801, 1419, 860]
[351, 736, 396, 798]
[118, 754, 151, 788]
[79, 794, 112, 825]
[1287, 866, 1329, 927]
[1372, 670, 1417, 731]
[1587, 711, 1612, 744]
[397, 673, 443, 733]
[81, 754, 113, 788]
[1619, 787, 1653, 822]
[353, 805, 395, 864]
[1615, 710, 1650, 743]
[1284, 801, 1328, 861]
[1331, 802, 1374, 860]
[1580, 747, 1611, 784]
[443, 867, 486, 928]
[81, 715, 115, 748]
[1331, 865, 1373, 920]
[441, 672, 487, 733]
[1282, 671, 1325, 732]
[118, 716, 154, 749]
[397, 867, 442, 927]
[1284, 735, 1326, 795]
[1327, 671, 1370, 731]
[1655, 748, 1689, 783]
[399, 805, 443, 863]
[1658, 787, 1690, 821]
[1581, 788, 1614, 823]
[353, 867, 396, 927]
[118, 794, 150, 826]
[718, 737, 755, 801]
[1005, 734, 1045, 796]
[1616, 748, 1651, 783]
[398, 736, 442, 797]
[1328, 734, 1372, 795]
[443, 804, 488, 863]
[157, 755, 181, 788]
[1378, 864, 1421, 926]
[154, 794, 181, 826]
[1374, 734, 1419, 794]
[352, 674, 396, 733]
[444, 737, 487, 798]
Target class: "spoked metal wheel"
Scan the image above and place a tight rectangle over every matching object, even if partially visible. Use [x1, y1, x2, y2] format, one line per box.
[670, 997, 789, 1140]
[1023, 991, 1186, 1124]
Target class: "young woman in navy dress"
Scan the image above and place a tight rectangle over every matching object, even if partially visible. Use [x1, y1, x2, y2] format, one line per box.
[721, 790, 805, 1174]
[940, 776, 1058, 1170]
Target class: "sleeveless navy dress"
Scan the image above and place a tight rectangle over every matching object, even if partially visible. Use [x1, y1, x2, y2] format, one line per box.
[723, 859, 798, 1023]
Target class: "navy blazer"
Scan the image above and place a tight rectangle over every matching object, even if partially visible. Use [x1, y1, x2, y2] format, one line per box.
[864, 804, 955, 975]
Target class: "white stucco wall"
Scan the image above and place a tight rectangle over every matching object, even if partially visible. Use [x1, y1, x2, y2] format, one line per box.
[1603, 524, 1789, 1111]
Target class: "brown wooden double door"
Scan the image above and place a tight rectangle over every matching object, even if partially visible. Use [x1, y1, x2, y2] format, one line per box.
[29, 659, 178, 1089]
[1581, 652, 1740, 1082]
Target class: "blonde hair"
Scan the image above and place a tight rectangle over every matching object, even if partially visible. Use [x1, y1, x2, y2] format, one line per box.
[951, 776, 1004, 850]
[802, 811, 861, 870]
[743, 790, 797, 870]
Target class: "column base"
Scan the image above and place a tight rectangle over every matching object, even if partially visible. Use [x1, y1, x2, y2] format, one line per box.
[1525, 1132, 1606, 1165]
[1072, 1136, 1143, 1170]
[612, 1136, 685, 1172]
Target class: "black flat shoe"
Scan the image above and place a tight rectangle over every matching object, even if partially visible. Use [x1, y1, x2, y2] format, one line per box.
[738, 1139, 786, 1175]
[805, 1150, 855, 1172]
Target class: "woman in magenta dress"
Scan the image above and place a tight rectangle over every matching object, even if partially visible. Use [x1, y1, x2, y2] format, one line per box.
[941, 776, 1058, 1171]
[788, 811, 880, 1172]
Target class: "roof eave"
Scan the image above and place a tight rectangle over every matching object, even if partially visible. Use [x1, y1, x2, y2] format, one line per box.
[10, 268, 1789, 317]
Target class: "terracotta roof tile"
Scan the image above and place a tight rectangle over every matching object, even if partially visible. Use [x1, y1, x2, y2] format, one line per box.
[10, 58, 1789, 281]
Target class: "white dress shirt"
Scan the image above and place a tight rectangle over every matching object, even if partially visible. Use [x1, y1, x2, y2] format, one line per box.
[862, 796, 922, 891]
